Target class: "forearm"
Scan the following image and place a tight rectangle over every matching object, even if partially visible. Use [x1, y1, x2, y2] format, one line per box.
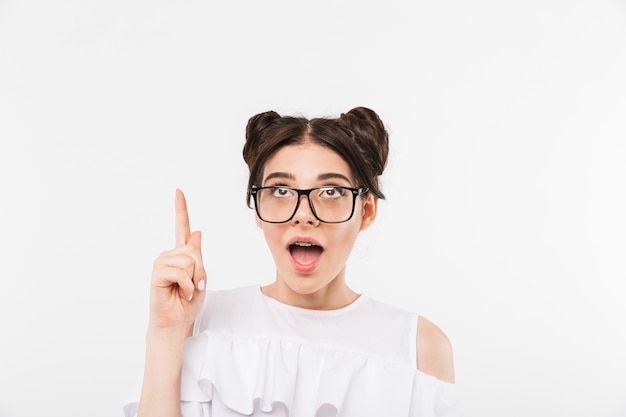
[137, 324, 191, 417]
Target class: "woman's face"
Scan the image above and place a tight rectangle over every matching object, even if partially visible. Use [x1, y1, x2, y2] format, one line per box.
[256, 142, 378, 306]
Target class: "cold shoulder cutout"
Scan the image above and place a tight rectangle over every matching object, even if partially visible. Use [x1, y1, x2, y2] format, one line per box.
[124, 285, 460, 417]
[417, 316, 456, 383]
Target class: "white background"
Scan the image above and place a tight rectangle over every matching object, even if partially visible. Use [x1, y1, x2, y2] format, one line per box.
[1, 1, 625, 416]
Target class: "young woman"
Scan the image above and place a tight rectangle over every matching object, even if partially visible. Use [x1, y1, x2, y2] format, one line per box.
[124, 107, 459, 417]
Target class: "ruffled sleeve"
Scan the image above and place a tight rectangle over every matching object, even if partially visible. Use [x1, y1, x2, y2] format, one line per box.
[176, 329, 460, 417]
[409, 370, 460, 417]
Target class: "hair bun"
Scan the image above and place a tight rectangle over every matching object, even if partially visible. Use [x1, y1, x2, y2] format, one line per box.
[340, 107, 389, 176]
[243, 110, 281, 166]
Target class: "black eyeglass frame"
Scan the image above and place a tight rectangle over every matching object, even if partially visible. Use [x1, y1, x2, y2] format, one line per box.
[249, 186, 369, 224]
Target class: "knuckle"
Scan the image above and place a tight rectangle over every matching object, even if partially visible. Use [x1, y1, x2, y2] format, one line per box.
[180, 255, 195, 271]
[154, 249, 173, 264]
[175, 268, 192, 281]
[158, 247, 174, 257]
[153, 255, 164, 266]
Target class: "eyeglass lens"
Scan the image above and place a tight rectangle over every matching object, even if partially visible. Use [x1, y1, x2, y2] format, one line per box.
[256, 187, 356, 223]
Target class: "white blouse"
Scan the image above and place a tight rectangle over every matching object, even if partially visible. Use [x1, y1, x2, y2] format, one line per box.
[124, 285, 460, 417]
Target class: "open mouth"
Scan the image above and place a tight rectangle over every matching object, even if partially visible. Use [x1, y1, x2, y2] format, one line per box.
[289, 241, 323, 266]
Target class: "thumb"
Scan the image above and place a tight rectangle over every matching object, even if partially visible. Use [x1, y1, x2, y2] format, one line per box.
[188, 230, 202, 248]
[188, 231, 206, 291]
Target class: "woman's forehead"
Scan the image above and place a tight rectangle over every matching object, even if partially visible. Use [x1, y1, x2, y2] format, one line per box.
[262, 143, 355, 184]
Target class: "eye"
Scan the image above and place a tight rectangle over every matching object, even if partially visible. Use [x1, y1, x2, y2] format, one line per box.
[270, 186, 294, 198]
[318, 186, 346, 199]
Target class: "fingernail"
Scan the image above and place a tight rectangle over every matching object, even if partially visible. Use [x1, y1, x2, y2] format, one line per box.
[198, 280, 205, 291]
[188, 293, 193, 302]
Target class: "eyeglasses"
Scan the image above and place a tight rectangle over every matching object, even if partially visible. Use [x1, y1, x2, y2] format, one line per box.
[250, 186, 369, 224]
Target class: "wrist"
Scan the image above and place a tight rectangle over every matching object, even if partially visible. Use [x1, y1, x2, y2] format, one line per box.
[147, 321, 193, 339]
[139, 326, 187, 417]
[142, 325, 189, 384]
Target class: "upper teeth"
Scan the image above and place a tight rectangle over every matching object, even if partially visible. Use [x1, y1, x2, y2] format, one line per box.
[294, 242, 313, 247]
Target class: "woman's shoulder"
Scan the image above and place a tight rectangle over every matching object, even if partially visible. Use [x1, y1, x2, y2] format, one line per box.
[416, 315, 455, 383]
[364, 297, 456, 383]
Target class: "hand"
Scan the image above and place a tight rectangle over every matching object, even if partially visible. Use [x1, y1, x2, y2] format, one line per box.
[148, 189, 207, 330]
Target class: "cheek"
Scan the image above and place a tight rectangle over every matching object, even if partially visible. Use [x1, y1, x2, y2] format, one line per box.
[331, 224, 361, 252]
[261, 226, 284, 254]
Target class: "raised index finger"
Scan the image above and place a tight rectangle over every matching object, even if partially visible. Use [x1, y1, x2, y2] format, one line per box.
[175, 189, 191, 247]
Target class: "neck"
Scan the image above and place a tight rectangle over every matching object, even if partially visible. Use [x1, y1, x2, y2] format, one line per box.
[262, 277, 359, 310]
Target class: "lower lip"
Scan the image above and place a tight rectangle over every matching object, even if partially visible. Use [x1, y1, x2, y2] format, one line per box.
[290, 253, 322, 274]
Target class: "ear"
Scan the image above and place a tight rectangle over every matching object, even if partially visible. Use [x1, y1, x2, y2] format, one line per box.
[254, 211, 263, 228]
[359, 193, 378, 231]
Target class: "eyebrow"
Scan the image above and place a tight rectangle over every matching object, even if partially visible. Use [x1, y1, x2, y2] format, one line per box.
[263, 172, 353, 184]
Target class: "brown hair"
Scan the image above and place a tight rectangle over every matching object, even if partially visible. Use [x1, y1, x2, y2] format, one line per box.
[243, 106, 389, 207]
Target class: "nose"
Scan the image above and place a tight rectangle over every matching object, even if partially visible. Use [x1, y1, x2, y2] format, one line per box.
[290, 194, 319, 226]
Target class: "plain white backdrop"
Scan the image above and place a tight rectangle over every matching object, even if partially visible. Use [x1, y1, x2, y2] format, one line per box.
[1, 1, 625, 416]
